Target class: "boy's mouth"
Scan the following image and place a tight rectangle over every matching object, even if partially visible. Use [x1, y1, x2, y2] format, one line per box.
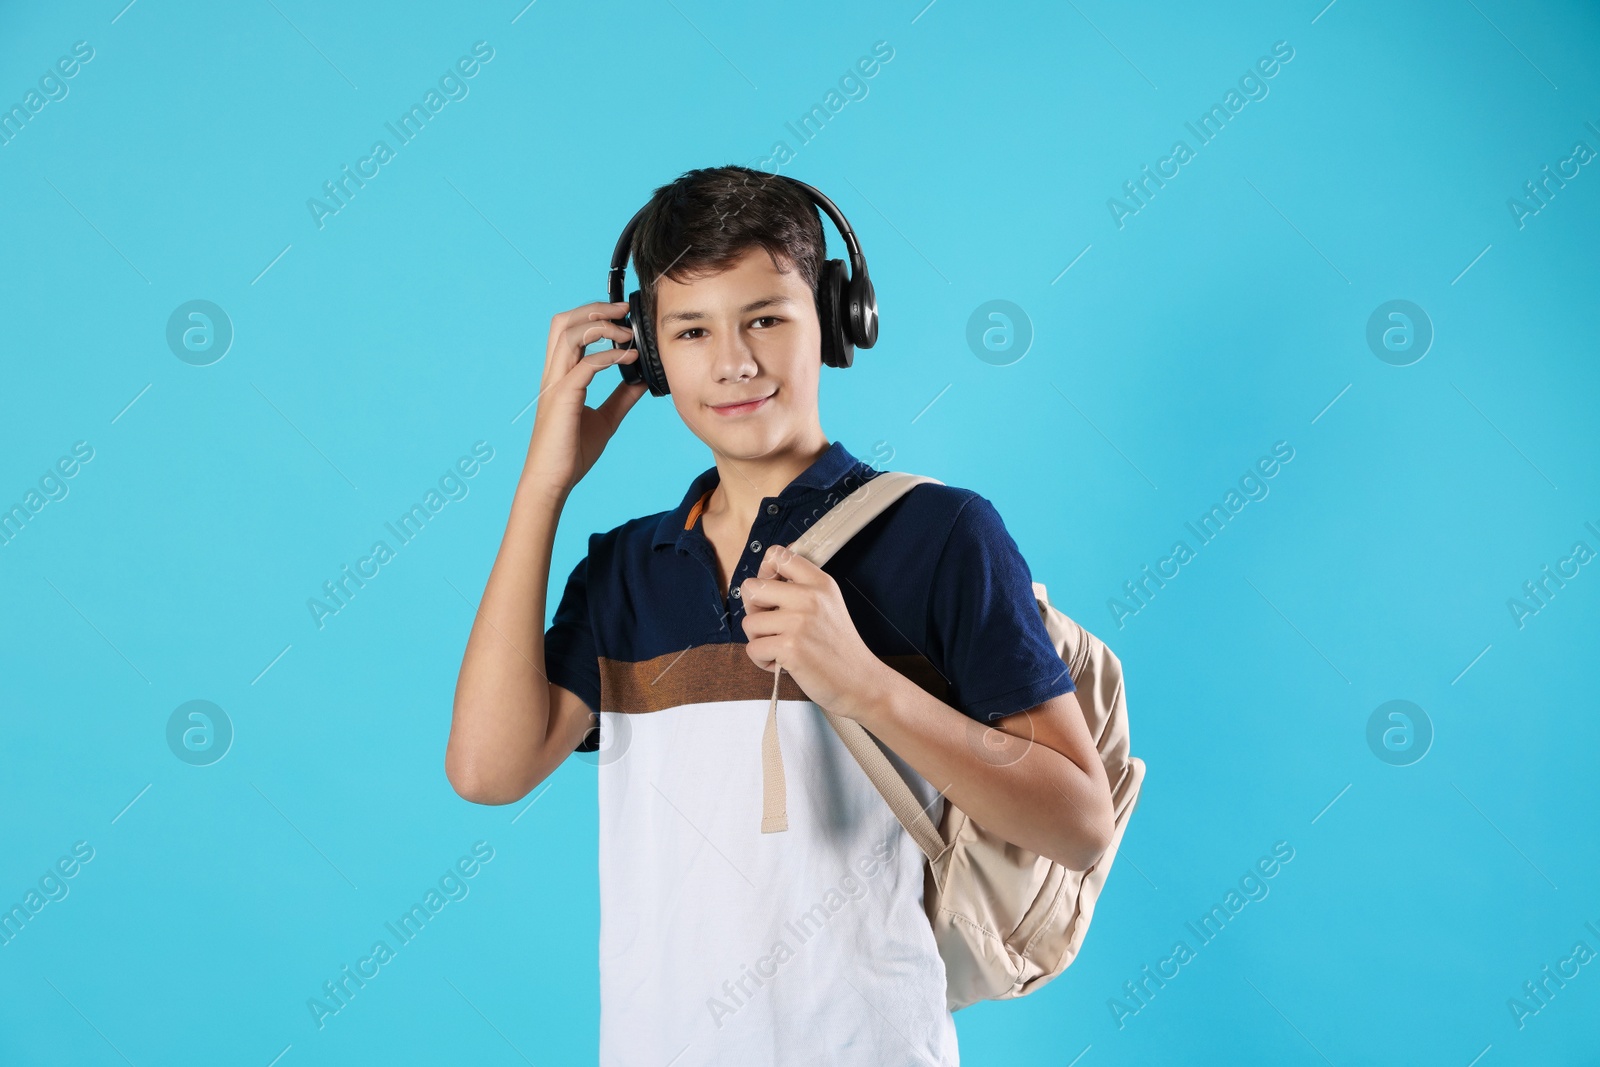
[709, 389, 775, 417]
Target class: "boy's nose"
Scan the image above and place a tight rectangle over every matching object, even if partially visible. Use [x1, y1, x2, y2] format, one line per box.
[711, 335, 759, 382]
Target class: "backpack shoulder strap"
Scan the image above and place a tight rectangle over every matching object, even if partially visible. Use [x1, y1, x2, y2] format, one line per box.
[785, 470, 944, 566]
[760, 470, 951, 860]
[821, 707, 951, 863]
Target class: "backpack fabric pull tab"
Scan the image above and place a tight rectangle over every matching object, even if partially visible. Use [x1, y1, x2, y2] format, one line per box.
[760, 666, 788, 833]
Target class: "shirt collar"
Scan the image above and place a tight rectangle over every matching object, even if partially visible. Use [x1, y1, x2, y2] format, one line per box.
[652, 439, 864, 550]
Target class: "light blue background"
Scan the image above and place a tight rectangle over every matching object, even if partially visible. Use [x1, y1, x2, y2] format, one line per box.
[3, 0, 1598, 1063]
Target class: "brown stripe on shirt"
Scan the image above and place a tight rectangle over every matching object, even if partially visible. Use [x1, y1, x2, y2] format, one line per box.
[598, 646, 949, 714]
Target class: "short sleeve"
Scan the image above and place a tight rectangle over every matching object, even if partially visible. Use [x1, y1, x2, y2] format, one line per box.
[545, 548, 602, 753]
[926, 494, 1074, 724]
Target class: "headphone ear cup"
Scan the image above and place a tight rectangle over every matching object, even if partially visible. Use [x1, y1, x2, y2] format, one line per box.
[847, 272, 878, 350]
[817, 259, 852, 370]
[614, 292, 644, 388]
[628, 289, 670, 396]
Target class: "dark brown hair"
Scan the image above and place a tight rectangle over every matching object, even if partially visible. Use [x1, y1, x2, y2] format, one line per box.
[630, 165, 826, 328]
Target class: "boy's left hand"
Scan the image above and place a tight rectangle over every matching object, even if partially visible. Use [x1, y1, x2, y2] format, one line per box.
[738, 544, 887, 720]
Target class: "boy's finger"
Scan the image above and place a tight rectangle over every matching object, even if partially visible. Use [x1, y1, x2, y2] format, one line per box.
[597, 374, 649, 430]
[737, 607, 783, 638]
[743, 637, 778, 674]
[551, 301, 629, 343]
[756, 543, 819, 584]
[567, 318, 635, 356]
[570, 300, 630, 324]
[560, 342, 633, 394]
[738, 575, 800, 611]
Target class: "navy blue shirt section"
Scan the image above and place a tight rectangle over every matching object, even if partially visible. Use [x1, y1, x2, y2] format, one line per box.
[545, 440, 1073, 752]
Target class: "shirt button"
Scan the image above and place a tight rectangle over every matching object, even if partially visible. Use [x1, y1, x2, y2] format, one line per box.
[749, 540, 762, 553]
[765, 503, 779, 515]
[732, 588, 741, 598]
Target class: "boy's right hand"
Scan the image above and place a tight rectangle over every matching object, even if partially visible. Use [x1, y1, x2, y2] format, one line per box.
[524, 300, 649, 501]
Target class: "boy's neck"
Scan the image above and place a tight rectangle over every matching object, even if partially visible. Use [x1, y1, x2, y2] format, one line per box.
[704, 432, 831, 529]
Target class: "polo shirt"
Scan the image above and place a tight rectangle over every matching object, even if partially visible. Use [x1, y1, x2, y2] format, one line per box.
[544, 438, 1075, 1067]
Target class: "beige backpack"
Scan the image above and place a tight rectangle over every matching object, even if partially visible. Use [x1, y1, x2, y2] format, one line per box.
[759, 471, 1146, 1012]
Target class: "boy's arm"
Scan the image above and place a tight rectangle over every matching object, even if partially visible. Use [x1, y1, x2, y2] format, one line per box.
[446, 479, 591, 804]
[836, 679, 1115, 872]
[446, 300, 645, 805]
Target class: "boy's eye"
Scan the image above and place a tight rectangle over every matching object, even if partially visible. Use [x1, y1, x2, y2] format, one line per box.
[676, 317, 782, 341]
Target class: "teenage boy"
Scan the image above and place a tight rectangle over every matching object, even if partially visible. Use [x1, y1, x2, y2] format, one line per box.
[447, 166, 1115, 1066]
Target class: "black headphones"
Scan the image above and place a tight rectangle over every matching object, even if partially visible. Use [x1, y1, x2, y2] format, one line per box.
[606, 174, 878, 397]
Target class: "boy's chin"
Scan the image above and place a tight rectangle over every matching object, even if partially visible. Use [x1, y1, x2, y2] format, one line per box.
[698, 422, 791, 462]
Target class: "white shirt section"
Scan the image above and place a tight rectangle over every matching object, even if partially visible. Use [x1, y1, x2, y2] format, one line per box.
[597, 696, 960, 1067]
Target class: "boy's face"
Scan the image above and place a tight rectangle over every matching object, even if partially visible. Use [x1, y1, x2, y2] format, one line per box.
[652, 245, 823, 462]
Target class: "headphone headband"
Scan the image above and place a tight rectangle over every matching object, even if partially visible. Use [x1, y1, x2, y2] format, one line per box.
[606, 173, 870, 306]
